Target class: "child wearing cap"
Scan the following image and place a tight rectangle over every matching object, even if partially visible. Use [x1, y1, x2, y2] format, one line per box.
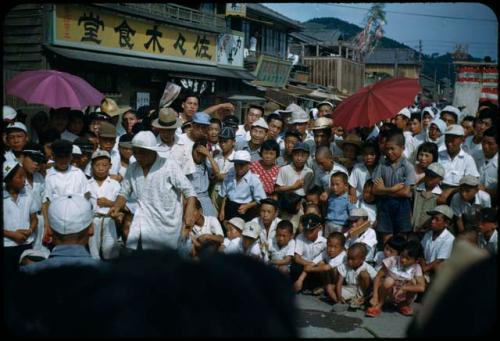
[249, 139, 281, 199]
[219, 150, 267, 222]
[292, 214, 327, 292]
[296, 232, 346, 300]
[411, 162, 444, 233]
[450, 175, 491, 234]
[181, 198, 224, 258]
[211, 126, 236, 213]
[94, 121, 122, 181]
[334, 243, 377, 309]
[477, 207, 497, 254]
[88, 150, 121, 260]
[251, 198, 281, 262]
[419, 205, 456, 282]
[268, 220, 296, 275]
[235, 117, 269, 162]
[220, 217, 244, 254]
[344, 208, 377, 262]
[240, 221, 263, 260]
[42, 139, 91, 247]
[275, 142, 314, 197]
[393, 108, 418, 159]
[366, 240, 425, 317]
[117, 134, 134, 179]
[325, 172, 356, 235]
[3, 161, 38, 275]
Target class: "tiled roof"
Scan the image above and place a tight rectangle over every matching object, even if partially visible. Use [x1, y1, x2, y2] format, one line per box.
[247, 4, 302, 29]
[365, 48, 419, 65]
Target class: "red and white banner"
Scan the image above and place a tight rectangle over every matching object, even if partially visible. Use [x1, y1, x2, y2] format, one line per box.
[456, 65, 498, 104]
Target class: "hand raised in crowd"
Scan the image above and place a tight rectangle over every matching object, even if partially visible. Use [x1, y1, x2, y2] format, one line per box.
[196, 145, 211, 157]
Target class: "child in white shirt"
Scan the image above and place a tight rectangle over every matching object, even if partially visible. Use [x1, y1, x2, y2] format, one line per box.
[357, 180, 377, 224]
[366, 240, 426, 317]
[88, 150, 121, 260]
[344, 208, 377, 262]
[221, 217, 244, 254]
[477, 207, 497, 254]
[268, 220, 296, 275]
[372, 234, 407, 271]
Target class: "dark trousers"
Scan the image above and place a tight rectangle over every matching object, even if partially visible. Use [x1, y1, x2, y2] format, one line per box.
[3, 243, 33, 277]
[225, 200, 258, 222]
[290, 263, 322, 289]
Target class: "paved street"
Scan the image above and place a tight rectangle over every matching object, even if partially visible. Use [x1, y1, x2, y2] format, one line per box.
[295, 293, 418, 338]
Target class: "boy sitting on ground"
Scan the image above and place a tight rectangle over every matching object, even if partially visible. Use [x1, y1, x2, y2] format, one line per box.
[344, 208, 377, 262]
[268, 220, 296, 275]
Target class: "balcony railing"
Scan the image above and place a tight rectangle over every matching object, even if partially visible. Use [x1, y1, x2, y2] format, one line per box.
[94, 3, 227, 32]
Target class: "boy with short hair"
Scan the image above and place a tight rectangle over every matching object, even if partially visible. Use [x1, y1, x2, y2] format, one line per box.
[412, 162, 444, 232]
[335, 243, 377, 309]
[325, 172, 356, 234]
[348, 142, 380, 203]
[450, 175, 491, 233]
[292, 214, 327, 292]
[212, 127, 236, 212]
[477, 207, 497, 254]
[251, 198, 281, 262]
[268, 220, 296, 275]
[94, 121, 122, 181]
[88, 150, 121, 259]
[276, 129, 301, 166]
[275, 142, 314, 197]
[372, 130, 416, 243]
[42, 139, 90, 246]
[357, 180, 377, 224]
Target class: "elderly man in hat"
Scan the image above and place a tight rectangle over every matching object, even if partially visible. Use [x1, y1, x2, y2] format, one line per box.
[21, 195, 101, 274]
[109, 131, 197, 251]
[287, 103, 315, 149]
[153, 107, 186, 168]
[235, 117, 269, 162]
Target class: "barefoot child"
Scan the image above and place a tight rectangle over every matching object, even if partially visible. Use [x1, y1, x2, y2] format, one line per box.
[268, 220, 296, 275]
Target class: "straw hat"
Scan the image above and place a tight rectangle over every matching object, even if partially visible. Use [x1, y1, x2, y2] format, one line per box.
[336, 134, 362, 149]
[100, 98, 132, 117]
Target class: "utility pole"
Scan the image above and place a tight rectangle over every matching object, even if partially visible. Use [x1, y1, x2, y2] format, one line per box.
[418, 40, 422, 64]
[394, 48, 399, 77]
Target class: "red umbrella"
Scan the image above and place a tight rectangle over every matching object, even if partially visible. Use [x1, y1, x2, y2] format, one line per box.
[5, 69, 104, 110]
[331, 77, 421, 130]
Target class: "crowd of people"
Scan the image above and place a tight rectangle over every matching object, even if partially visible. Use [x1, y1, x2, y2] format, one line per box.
[3, 92, 498, 320]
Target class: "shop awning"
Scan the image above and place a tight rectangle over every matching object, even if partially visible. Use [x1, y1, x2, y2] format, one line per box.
[45, 45, 256, 80]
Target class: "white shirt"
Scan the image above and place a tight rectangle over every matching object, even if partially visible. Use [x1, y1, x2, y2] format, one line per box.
[235, 125, 251, 141]
[415, 182, 442, 195]
[477, 152, 498, 190]
[269, 238, 296, 262]
[24, 172, 45, 212]
[223, 236, 242, 254]
[276, 164, 314, 196]
[294, 234, 327, 261]
[345, 228, 378, 261]
[43, 165, 90, 203]
[109, 149, 121, 176]
[169, 133, 196, 176]
[213, 150, 235, 192]
[462, 135, 482, 159]
[357, 200, 377, 223]
[313, 249, 346, 268]
[156, 134, 186, 174]
[478, 230, 497, 254]
[119, 155, 197, 250]
[348, 163, 371, 199]
[88, 176, 121, 215]
[190, 216, 224, 238]
[337, 261, 377, 285]
[383, 256, 423, 281]
[450, 190, 491, 217]
[403, 131, 417, 159]
[314, 161, 348, 190]
[251, 217, 281, 262]
[421, 228, 455, 263]
[3, 189, 37, 247]
[4, 150, 17, 163]
[438, 149, 479, 186]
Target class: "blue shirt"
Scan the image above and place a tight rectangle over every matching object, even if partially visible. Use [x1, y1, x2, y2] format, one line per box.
[326, 192, 356, 226]
[234, 140, 261, 162]
[188, 162, 211, 195]
[21, 244, 102, 274]
[220, 169, 267, 204]
[372, 156, 416, 189]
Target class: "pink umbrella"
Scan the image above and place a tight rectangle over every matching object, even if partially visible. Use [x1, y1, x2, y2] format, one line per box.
[6, 69, 104, 110]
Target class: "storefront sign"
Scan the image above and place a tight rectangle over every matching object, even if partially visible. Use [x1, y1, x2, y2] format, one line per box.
[53, 4, 217, 65]
[217, 33, 244, 67]
[225, 3, 246, 17]
[171, 77, 215, 96]
[253, 55, 293, 88]
[136, 92, 150, 109]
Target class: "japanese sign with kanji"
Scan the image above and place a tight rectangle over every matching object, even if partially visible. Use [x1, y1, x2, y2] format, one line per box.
[53, 4, 217, 65]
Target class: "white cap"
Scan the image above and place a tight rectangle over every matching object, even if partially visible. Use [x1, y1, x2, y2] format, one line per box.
[444, 124, 465, 136]
[3, 160, 20, 179]
[3, 105, 17, 121]
[19, 248, 50, 264]
[397, 107, 412, 119]
[441, 105, 461, 119]
[131, 131, 160, 152]
[287, 104, 309, 123]
[72, 144, 82, 155]
[426, 162, 445, 178]
[227, 217, 245, 231]
[91, 150, 111, 160]
[230, 150, 251, 163]
[427, 205, 454, 220]
[251, 117, 269, 130]
[6, 121, 28, 134]
[349, 208, 368, 219]
[317, 101, 334, 109]
[422, 106, 436, 119]
[242, 221, 261, 239]
[48, 195, 93, 235]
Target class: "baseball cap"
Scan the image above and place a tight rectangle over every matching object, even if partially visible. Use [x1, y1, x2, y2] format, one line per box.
[425, 162, 445, 178]
[22, 143, 46, 163]
[219, 126, 235, 140]
[99, 121, 117, 138]
[459, 175, 480, 187]
[349, 208, 368, 220]
[48, 195, 93, 234]
[227, 217, 245, 231]
[72, 144, 82, 156]
[3, 160, 20, 179]
[5, 122, 28, 134]
[230, 150, 251, 163]
[292, 141, 310, 153]
[91, 150, 111, 161]
[251, 117, 269, 130]
[242, 221, 261, 239]
[222, 115, 239, 128]
[192, 112, 211, 125]
[3, 105, 17, 121]
[311, 117, 333, 130]
[301, 213, 323, 231]
[479, 207, 497, 223]
[51, 139, 73, 156]
[445, 124, 465, 136]
[131, 131, 160, 152]
[427, 205, 454, 220]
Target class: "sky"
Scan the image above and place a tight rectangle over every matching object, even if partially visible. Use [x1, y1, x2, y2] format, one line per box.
[264, 2, 498, 59]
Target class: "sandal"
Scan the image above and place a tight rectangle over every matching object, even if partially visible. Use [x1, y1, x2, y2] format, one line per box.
[399, 305, 414, 316]
[365, 306, 381, 317]
[349, 296, 365, 310]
